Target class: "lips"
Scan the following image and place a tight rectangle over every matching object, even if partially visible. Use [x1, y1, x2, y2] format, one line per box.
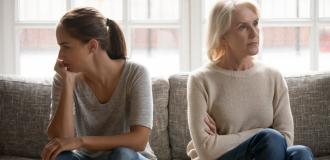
[57, 59, 71, 71]
[248, 42, 258, 45]
[64, 63, 70, 71]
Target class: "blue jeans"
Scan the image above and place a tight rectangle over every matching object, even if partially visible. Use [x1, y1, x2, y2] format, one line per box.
[217, 128, 314, 160]
[56, 147, 148, 160]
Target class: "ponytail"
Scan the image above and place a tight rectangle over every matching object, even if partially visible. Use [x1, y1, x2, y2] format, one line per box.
[106, 18, 127, 59]
[59, 7, 127, 60]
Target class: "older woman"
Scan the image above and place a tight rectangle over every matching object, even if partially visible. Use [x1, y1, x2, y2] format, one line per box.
[186, 0, 314, 160]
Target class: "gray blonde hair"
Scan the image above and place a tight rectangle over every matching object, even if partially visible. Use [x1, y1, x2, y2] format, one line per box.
[207, 0, 260, 62]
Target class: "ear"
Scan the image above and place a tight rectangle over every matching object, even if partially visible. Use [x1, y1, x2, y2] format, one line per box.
[88, 39, 99, 54]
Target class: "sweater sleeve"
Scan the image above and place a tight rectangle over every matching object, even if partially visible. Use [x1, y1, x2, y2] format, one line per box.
[272, 73, 294, 146]
[187, 74, 263, 160]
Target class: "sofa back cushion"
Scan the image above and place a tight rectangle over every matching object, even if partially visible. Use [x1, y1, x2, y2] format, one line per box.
[286, 73, 330, 157]
[168, 74, 190, 160]
[0, 75, 51, 158]
[150, 78, 171, 160]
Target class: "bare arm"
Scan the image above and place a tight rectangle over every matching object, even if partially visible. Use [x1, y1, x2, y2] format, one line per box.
[47, 60, 78, 139]
[47, 76, 75, 139]
[81, 125, 150, 151]
[42, 125, 150, 160]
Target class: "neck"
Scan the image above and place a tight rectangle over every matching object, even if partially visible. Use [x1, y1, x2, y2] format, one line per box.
[217, 54, 254, 71]
[82, 51, 125, 87]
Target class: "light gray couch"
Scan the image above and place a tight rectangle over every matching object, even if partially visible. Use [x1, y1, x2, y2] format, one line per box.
[0, 73, 329, 160]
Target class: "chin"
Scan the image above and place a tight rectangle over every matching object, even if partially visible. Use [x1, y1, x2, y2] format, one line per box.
[251, 51, 259, 56]
[248, 48, 259, 56]
[67, 68, 76, 72]
[247, 51, 258, 56]
[70, 70, 79, 73]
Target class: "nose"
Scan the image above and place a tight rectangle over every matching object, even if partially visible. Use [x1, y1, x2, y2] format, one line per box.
[249, 26, 259, 38]
[58, 49, 64, 60]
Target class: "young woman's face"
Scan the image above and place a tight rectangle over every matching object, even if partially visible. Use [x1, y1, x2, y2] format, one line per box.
[223, 5, 259, 58]
[56, 25, 90, 72]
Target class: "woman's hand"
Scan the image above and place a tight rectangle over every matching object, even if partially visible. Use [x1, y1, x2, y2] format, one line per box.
[204, 114, 217, 135]
[41, 137, 83, 160]
[54, 59, 80, 86]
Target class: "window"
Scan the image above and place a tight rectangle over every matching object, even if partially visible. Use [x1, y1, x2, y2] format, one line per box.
[13, 0, 186, 77]
[258, 0, 312, 73]
[202, 0, 330, 74]
[1, 0, 330, 77]
[17, 0, 63, 77]
[318, 0, 330, 71]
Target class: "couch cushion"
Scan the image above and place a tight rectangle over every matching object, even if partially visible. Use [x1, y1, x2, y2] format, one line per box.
[315, 156, 330, 160]
[286, 73, 330, 157]
[168, 74, 190, 160]
[0, 156, 38, 160]
[0, 75, 51, 158]
[150, 78, 171, 160]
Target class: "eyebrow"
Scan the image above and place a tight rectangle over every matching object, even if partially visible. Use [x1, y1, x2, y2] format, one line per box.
[235, 18, 259, 26]
[58, 42, 69, 45]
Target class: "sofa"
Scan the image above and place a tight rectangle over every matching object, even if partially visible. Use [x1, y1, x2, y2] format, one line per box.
[0, 72, 329, 160]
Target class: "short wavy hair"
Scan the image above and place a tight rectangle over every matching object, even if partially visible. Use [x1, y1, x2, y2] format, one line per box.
[207, 0, 260, 62]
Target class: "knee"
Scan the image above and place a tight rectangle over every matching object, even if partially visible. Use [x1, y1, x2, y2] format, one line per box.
[255, 128, 287, 148]
[108, 147, 139, 160]
[56, 151, 75, 160]
[287, 145, 314, 160]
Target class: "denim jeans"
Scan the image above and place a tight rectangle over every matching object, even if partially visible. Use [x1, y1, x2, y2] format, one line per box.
[56, 147, 148, 160]
[217, 128, 314, 160]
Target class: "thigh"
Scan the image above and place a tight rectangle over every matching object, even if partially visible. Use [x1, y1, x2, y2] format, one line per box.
[217, 137, 252, 160]
[217, 128, 287, 160]
[287, 145, 314, 160]
[108, 147, 140, 160]
[56, 151, 90, 160]
[137, 152, 149, 160]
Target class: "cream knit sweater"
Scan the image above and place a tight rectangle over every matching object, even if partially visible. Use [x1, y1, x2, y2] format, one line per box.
[186, 61, 294, 160]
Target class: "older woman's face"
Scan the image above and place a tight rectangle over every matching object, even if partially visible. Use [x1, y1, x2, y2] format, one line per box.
[223, 5, 259, 58]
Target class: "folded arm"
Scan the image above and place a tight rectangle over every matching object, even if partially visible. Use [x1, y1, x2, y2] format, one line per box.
[187, 75, 263, 159]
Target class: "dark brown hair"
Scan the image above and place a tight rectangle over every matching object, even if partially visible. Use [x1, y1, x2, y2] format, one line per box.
[59, 7, 126, 59]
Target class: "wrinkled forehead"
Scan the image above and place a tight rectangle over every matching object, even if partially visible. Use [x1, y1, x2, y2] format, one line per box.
[231, 4, 258, 25]
[233, 0, 259, 16]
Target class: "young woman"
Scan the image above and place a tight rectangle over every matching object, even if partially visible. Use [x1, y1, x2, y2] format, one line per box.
[41, 7, 156, 160]
[186, 0, 314, 160]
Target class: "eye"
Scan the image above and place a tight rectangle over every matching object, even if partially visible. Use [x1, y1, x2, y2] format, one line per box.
[253, 20, 259, 26]
[238, 24, 247, 30]
[61, 45, 70, 49]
